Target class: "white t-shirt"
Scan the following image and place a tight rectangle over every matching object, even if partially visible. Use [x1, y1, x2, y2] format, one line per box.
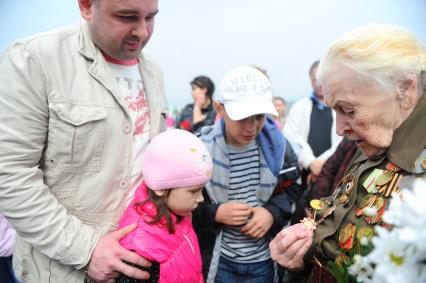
[105, 55, 150, 197]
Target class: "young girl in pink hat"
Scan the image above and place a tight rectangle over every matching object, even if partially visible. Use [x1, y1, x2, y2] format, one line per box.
[117, 129, 213, 283]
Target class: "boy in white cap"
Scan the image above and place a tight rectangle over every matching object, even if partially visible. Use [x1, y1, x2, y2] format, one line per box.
[194, 66, 300, 282]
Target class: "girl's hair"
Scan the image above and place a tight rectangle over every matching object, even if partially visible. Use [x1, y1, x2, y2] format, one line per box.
[317, 25, 426, 95]
[134, 189, 182, 234]
[190, 76, 215, 100]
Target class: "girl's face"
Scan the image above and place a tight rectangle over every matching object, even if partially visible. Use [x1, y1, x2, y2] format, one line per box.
[164, 185, 204, 216]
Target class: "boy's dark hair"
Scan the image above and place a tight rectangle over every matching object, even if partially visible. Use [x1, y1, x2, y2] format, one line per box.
[190, 76, 215, 100]
[134, 189, 182, 234]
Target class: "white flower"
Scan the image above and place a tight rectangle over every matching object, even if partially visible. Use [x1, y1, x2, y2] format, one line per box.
[363, 206, 378, 217]
[348, 255, 373, 282]
[351, 179, 426, 283]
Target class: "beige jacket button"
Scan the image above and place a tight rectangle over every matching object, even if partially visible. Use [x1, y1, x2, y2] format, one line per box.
[119, 180, 128, 189]
[123, 122, 132, 134]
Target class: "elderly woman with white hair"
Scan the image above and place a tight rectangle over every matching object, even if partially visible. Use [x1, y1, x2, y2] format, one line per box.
[269, 25, 426, 283]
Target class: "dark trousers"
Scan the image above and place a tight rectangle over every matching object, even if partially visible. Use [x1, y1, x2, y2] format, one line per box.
[0, 256, 18, 283]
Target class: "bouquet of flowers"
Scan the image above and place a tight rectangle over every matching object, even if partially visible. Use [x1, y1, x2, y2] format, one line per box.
[343, 178, 426, 283]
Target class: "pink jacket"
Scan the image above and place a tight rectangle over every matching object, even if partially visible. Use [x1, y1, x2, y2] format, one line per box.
[0, 213, 15, 257]
[119, 182, 203, 283]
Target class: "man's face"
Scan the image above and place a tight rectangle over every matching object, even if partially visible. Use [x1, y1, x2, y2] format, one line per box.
[310, 66, 324, 103]
[79, 0, 158, 60]
[216, 103, 266, 147]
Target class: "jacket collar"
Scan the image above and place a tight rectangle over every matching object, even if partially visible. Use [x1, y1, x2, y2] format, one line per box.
[78, 21, 97, 60]
[387, 90, 426, 172]
[347, 90, 426, 172]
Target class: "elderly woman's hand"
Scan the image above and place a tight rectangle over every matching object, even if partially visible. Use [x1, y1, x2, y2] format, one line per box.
[269, 223, 314, 271]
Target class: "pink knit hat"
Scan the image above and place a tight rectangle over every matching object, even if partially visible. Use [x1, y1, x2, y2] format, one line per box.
[143, 129, 213, 190]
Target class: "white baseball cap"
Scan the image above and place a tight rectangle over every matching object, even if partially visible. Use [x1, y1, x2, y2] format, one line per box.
[215, 66, 278, 121]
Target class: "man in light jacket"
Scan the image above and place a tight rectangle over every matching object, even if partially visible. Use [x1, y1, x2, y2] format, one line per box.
[0, 0, 167, 282]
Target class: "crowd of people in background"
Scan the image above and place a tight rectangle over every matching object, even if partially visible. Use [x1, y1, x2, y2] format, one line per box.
[0, 1, 425, 283]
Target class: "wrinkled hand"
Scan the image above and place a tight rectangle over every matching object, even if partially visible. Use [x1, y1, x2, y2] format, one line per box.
[240, 206, 273, 239]
[309, 159, 325, 176]
[269, 223, 314, 271]
[215, 202, 252, 226]
[87, 224, 151, 283]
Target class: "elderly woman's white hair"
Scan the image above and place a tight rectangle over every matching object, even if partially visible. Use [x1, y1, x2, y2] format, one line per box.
[317, 25, 426, 95]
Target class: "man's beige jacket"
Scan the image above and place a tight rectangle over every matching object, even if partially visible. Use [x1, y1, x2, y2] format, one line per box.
[0, 22, 167, 282]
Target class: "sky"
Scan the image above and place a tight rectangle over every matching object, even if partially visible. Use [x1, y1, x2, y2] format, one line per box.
[1, 0, 425, 112]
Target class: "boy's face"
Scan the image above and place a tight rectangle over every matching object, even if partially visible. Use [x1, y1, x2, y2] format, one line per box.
[215, 102, 266, 147]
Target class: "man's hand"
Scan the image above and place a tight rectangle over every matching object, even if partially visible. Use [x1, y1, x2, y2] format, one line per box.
[215, 202, 251, 226]
[309, 159, 325, 176]
[269, 223, 313, 271]
[240, 206, 273, 239]
[87, 224, 151, 283]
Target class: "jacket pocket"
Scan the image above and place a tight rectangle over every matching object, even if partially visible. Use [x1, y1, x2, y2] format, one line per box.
[46, 102, 106, 172]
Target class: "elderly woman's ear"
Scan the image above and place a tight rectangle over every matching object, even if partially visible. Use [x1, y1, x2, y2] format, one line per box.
[396, 72, 419, 110]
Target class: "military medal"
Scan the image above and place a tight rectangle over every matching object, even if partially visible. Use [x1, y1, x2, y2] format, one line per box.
[301, 199, 325, 230]
[385, 161, 400, 173]
[413, 149, 426, 173]
[335, 253, 350, 266]
[378, 173, 402, 197]
[357, 226, 374, 242]
[365, 196, 386, 224]
[300, 217, 317, 230]
[355, 194, 376, 217]
[362, 168, 383, 193]
[339, 223, 356, 250]
[375, 171, 393, 186]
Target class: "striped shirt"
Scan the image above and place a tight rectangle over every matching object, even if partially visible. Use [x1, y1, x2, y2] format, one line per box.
[220, 142, 270, 263]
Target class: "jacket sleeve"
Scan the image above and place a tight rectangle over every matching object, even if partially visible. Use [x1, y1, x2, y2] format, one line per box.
[263, 138, 300, 230]
[0, 44, 99, 269]
[192, 189, 221, 231]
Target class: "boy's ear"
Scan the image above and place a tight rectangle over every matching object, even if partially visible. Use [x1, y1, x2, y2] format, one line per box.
[213, 101, 224, 115]
[153, 190, 165, 197]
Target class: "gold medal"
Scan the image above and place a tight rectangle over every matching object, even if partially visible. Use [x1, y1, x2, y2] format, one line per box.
[376, 171, 393, 186]
[374, 196, 385, 210]
[339, 223, 354, 244]
[310, 199, 325, 211]
[339, 223, 356, 250]
[359, 194, 374, 208]
[356, 194, 374, 217]
[357, 227, 374, 241]
[335, 253, 350, 266]
[300, 217, 317, 230]
[338, 194, 349, 204]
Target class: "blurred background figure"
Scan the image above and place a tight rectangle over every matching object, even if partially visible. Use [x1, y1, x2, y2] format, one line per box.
[176, 75, 216, 135]
[272, 96, 287, 130]
[0, 213, 18, 283]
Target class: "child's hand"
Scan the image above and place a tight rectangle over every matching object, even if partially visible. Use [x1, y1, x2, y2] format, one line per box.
[240, 206, 273, 239]
[215, 202, 251, 226]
